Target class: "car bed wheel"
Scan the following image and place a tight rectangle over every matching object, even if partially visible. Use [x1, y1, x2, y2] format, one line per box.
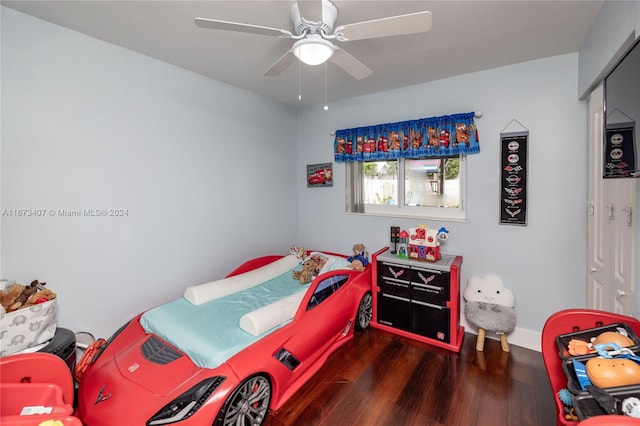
[216, 374, 271, 426]
[355, 292, 372, 331]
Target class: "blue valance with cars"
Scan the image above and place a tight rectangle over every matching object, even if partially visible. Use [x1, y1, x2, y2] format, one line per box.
[333, 111, 480, 162]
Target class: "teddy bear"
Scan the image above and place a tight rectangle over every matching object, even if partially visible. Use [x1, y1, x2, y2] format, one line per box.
[0, 280, 55, 313]
[293, 268, 314, 284]
[347, 244, 369, 269]
[0, 283, 25, 313]
[292, 253, 331, 285]
[348, 259, 365, 272]
[292, 258, 321, 284]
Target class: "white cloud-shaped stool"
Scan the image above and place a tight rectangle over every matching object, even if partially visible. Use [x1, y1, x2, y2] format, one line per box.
[463, 275, 516, 352]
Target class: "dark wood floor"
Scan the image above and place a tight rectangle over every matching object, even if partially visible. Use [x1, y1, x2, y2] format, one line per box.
[265, 328, 556, 426]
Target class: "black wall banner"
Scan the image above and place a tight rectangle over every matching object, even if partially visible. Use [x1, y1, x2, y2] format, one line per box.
[500, 131, 528, 226]
[604, 121, 636, 178]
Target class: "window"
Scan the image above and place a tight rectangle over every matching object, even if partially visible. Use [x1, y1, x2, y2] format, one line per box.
[307, 274, 350, 310]
[346, 155, 466, 221]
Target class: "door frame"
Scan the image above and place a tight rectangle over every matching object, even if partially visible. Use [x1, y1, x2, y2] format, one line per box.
[587, 83, 637, 316]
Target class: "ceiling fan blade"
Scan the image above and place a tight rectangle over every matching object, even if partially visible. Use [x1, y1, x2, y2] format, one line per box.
[194, 17, 292, 38]
[330, 47, 372, 80]
[263, 50, 297, 76]
[296, 0, 323, 23]
[335, 11, 432, 41]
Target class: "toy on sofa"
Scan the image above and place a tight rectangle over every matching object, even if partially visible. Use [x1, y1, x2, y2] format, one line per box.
[464, 275, 516, 352]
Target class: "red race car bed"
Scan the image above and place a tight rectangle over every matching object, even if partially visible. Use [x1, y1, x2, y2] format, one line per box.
[76, 250, 372, 426]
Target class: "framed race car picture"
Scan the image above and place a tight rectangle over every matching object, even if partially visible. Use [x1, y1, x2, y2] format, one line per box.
[307, 162, 333, 188]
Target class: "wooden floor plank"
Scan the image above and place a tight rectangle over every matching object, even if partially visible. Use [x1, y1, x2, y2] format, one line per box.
[264, 329, 555, 426]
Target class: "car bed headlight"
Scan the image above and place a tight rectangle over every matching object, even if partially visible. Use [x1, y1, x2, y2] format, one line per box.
[147, 376, 226, 425]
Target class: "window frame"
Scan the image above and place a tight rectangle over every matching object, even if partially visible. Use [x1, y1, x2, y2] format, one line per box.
[346, 154, 467, 222]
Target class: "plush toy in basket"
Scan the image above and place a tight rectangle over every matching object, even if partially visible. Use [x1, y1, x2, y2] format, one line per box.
[0, 280, 58, 356]
[1, 280, 56, 313]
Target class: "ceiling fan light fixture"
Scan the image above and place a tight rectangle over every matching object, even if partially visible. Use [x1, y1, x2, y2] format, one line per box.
[292, 36, 335, 66]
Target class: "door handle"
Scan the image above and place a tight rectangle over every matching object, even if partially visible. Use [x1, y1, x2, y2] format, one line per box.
[606, 204, 614, 220]
[622, 206, 632, 227]
[617, 289, 627, 297]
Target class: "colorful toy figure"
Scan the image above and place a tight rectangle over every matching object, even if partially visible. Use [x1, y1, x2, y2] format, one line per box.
[390, 226, 400, 254]
[406, 224, 449, 262]
[397, 230, 409, 259]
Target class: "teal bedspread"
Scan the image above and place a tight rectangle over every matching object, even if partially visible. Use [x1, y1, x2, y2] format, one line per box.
[140, 266, 308, 369]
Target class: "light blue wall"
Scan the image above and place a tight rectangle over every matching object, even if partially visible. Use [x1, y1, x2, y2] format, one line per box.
[296, 53, 588, 344]
[1, 7, 299, 338]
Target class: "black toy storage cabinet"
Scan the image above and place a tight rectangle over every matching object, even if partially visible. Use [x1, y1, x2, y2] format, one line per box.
[372, 247, 464, 352]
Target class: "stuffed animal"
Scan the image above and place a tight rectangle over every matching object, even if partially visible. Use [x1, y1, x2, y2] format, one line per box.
[292, 258, 321, 284]
[289, 246, 306, 261]
[464, 275, 516, 351]
[25, 287, 56, 307]
[16, 280, 42, 305]
[293, 268, 314, 284]
[349, 259, 365, 272]
[0, 280, 55, 313]
[0, 283, 24, 313]
[347, 244, 369, 268]
[291, 254, 331, 284]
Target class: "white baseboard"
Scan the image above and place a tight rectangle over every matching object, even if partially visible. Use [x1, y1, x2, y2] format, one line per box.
[461, 317, 541, 352]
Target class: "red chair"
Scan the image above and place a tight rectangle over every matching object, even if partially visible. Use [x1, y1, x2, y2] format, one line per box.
[578, 415, 640, 425]
[0, 352, 81, 425]
[541, 309, 640, 426]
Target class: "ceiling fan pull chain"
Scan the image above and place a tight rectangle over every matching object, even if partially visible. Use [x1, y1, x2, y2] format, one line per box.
[298, 60, 302, 101]
[324, 62, 329, 111]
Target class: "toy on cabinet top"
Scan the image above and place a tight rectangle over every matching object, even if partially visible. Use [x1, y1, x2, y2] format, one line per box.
[389, 226, 400, 254]
[397, 224, 449, 262]
[397, 230, 410, 259]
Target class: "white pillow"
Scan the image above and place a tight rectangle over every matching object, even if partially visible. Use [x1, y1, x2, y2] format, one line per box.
[184, 254, 300, 305]
[239, 290, 306, 336]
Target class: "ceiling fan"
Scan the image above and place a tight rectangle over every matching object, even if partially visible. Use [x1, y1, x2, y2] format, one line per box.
[194, 0, 432, 80]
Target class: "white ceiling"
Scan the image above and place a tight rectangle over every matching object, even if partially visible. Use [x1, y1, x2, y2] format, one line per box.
[2, 0, 604, 108]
